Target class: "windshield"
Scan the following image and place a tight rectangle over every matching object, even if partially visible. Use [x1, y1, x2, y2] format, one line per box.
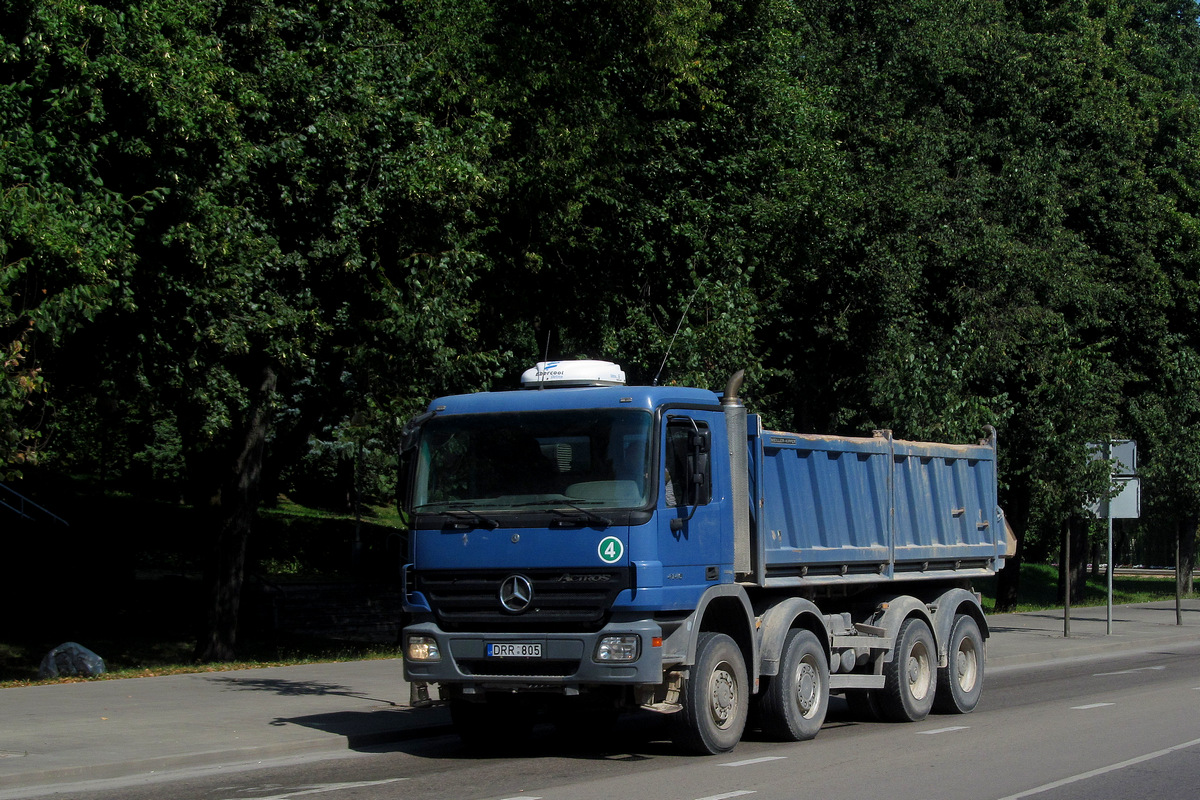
[412, 409, 653, 512]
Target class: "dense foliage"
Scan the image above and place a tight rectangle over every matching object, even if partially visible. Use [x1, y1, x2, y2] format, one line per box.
[4, 0, 1200, 652]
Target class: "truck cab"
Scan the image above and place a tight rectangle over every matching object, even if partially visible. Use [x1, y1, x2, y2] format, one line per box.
[402, 363, 739, 699]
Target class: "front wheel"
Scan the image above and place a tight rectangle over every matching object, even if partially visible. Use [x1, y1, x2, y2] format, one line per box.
[880, 617, 936, 722]
[934, 614, 984, 714]
[672, 632, 748, 754]
[758, 629, 829, 741]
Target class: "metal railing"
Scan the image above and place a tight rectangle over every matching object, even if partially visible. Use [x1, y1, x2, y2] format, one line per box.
[0, 482, 69, 526]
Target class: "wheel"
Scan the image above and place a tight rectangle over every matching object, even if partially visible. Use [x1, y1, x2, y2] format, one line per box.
[450, 696, 535, 751]
[758, 629, 829, 741]
[672, 632, 749, 754]
[880, 617, 936, 722]
[934, 614, 984, 714]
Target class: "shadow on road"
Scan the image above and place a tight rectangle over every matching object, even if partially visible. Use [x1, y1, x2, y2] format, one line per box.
[267, 696, 883, 762]
[204, 674, 399, 706]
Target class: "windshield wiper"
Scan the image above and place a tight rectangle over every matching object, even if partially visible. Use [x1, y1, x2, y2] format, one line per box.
[435, 505, 501, 530]
[513, 499, 614, 527]
[550, 503, 613, 528]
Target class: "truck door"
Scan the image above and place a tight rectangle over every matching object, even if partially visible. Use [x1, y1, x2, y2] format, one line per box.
[658, 415, 725, 587]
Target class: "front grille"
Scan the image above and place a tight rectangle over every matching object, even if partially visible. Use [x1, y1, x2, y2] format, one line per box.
[458, 659, 579, 677]
[415, 567, 632, 632]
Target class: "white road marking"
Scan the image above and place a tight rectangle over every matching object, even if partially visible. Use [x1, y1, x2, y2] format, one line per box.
[994, 736, 1200, 800]
[695, 792, 756, 800]
[1071, 703, 1115, 710]
[220, 779, 407, 800]
[1093, 665, 1166, 676]
[720, 756, 787, 767]
[498, 797, 543, 800]
[918, 726, 970, 735]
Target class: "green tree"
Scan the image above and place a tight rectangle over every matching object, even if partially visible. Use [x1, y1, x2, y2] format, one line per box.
[0, 0, 162, 475]
[2, 0, 512, 657]
[779, 0, 1142, 607]
[1110, 0, 1200, 592]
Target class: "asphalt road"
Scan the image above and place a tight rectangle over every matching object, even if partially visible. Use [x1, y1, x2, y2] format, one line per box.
[29, 642, 1200, 800]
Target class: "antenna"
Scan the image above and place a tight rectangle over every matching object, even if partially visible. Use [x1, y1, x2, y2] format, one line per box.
[652, 285, 699, 386]
[540, 328, 552, 390]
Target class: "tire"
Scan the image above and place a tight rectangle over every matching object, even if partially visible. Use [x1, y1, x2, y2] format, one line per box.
[880, 617, 936, 722]
[758, 629, 829, 741]
[933, 614, 984, 714]
[672, 632, 749, 754]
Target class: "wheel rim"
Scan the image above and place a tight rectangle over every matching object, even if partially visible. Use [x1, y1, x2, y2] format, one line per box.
[954, 635, 979, 692]
[907, 639, 932, 701]
[795, 656, 820, 718]
[709, 660, 739, 730]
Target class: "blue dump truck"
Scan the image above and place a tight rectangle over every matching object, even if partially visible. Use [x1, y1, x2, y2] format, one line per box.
[400, 361, 1012, 754]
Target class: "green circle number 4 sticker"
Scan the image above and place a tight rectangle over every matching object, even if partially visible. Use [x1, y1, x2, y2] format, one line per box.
[598, 535, 624, 564]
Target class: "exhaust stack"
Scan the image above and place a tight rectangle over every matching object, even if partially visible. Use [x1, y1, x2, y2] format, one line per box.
[722, 370, 751, 577]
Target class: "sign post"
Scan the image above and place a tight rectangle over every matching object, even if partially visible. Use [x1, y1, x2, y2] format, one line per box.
[1088, 440, 1139, 635]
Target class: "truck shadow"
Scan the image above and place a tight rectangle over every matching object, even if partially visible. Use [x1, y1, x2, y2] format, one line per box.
[206, 674, 399, 706]
[205, 674, 887, 761]
[270, 700, 871, 762]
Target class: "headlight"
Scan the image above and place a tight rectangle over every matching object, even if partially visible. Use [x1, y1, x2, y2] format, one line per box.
[595, 635, 640, 662]
[406, 634, 441, 662]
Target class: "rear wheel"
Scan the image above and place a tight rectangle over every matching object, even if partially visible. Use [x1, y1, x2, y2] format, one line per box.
[672, 632, 748, 754]
[758, 629, 829, 741]
[880, 618, 936, 722]
[934, 614, 984, 714]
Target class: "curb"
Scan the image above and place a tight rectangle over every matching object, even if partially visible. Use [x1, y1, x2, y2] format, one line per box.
[988, 632, 1200, 671]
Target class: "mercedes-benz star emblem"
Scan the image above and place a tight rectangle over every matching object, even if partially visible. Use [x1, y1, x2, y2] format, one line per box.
[499, 574, 533, 613]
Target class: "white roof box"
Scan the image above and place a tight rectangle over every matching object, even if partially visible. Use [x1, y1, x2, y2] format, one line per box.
[520, 360, 626, 389]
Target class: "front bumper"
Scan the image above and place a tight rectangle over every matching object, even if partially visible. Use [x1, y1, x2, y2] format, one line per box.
[402, 618, 665, 690]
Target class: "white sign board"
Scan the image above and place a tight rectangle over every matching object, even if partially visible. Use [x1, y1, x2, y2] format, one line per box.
[1087, 476, 1140, 519]
[1108, 440, 1136, 476]
[1087, 439, 1140, 520]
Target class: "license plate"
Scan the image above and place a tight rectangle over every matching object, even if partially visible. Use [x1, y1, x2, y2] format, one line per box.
[487, 642, 542, 658]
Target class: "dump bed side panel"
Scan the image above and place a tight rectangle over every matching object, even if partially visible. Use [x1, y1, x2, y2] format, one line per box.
[758, 434, 891, 575]
[891, 438, 998, 572]
[755, 430, 1000, 587]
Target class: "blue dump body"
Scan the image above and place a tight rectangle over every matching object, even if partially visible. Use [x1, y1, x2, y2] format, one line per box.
[751, 427, 1003, 586]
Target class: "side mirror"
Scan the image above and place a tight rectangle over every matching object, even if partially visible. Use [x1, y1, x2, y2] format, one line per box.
[688, 430, 712, 505]
[670, 427, 712, 530]
[400, 410, 435, 454]
[398, 410, 436, 519]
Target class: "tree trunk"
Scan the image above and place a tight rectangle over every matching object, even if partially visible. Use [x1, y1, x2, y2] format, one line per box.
[1058, 516, 1088, 605]
[1178, 520, 1184, 626]
[1183, 517, 1197, 596]
[196, 362, 278, 662]
[995, 545, 1022, 612]
[994, 484, 1029, 613]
